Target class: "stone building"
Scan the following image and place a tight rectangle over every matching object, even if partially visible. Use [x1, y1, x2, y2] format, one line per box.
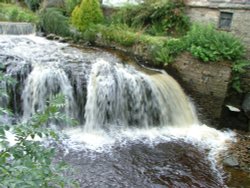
[186, 0, 250, 58]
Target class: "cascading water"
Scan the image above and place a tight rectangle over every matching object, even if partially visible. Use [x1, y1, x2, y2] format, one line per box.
[0, 22, 35, 35]
[84, 58, 197, 132]
[22, 64, 76, 120]
[0, 35, 234, 187]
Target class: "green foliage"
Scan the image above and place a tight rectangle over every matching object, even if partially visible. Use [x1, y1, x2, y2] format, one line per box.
[99, 24, 138, 47]
[81, 24, 99, 44]
[231, 60, 250, 93]
[71, 0, 104, 32]
[25, 0, 40, 12]
[39, 8, 71, 37]
[0, 3, 38, 22]
[165, 38, 186, 55]
[0, 0, 12, 3]
[0, 95, 78, 187]
[111, 0, 190, 36]
[0, 72, 78, 187]
[184, 24, 245, 62]
[150, 38, 185, 65]
[153, 46, 173, 65]
[65, 0, 80, 16]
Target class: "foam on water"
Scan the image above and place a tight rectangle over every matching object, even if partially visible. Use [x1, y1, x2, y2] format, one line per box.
[62, 124, 235, 154]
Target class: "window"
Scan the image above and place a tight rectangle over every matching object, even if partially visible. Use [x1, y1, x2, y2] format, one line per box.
[218, 12, 233, 30]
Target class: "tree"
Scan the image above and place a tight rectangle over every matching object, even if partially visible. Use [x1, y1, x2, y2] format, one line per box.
[71, 0, 103, 31]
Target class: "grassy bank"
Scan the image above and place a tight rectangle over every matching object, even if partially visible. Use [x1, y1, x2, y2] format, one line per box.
[0, 3, 38, 23]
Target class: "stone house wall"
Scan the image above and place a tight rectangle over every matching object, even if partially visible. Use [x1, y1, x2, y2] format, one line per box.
[186, 0, 250, 59]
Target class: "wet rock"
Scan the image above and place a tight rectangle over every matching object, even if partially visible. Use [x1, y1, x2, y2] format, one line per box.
[169, 52, 231, 126]
[46, 33, 57, 40]
[58, 37, 71, 43]
[223, 131, 250, 172]
[242, 93, 250, 118]
[223, 155, 239, 167]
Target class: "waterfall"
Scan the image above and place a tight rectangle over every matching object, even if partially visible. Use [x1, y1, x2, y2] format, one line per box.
[22, 64, 76, 120]
[84, 59, 198, 131]
[0, 35, 235, 187]
[0, 35, 197, 130]
[0, 22, 35, 35]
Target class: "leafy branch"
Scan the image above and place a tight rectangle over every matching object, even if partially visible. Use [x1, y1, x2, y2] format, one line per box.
[0, 71, 78, 187]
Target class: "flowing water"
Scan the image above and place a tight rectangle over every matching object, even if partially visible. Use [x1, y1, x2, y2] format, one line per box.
[0, 35, 235, 187]
[0, 22, 35, 35]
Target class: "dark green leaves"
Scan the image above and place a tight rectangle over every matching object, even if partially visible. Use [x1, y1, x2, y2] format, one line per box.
[0, 78, 79, 187]
[184, 24, 245, 63]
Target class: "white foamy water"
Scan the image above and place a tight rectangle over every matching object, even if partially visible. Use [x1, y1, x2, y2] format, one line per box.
[62, 124, 235, 154]
[22, 64, 76, 119]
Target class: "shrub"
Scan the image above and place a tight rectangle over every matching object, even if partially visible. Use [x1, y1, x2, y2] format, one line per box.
[111, 0, 190, 36]
[184, 24, 245, 62]
[149, 38, 184, 66]
[0, 72, 78, 187]
[153, 46, 173, 65]
[39, 8, 71, 37]
[231, 60, 250, 93]
[25, 0, 40, 12]
[65, 0, 80, 15]
[0, 0, 11, 3]
[71, 0, 104, 32]
[82, 24, 99, 43]
[0, 3, 38, 22]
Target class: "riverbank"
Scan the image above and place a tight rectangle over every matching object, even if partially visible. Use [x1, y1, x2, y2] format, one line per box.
[222, 131, 250, 187]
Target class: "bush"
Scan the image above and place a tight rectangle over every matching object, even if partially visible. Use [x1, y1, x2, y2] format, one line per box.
[25, 0, 40, 12]
[150, 38, 185, 65]
[0, 72, 78, 187]
[39, 8, 71, 37]
[65, 0, 80, 15]
[153, 46, 173, 65]
[184, 24, 245, 62]
[100, 24, 139, 46]
[231, 60, 250, 93]
[0, 3, 38, 22]
[0, 0, 11, 3]
[111, 0, 190, 36]
[71, 0, 104, 32]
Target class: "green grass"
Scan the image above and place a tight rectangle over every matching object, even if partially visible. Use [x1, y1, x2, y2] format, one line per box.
[0, 3, 38, 23]
[79, 24, 171, 65]
[96, 24, 167, 47]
